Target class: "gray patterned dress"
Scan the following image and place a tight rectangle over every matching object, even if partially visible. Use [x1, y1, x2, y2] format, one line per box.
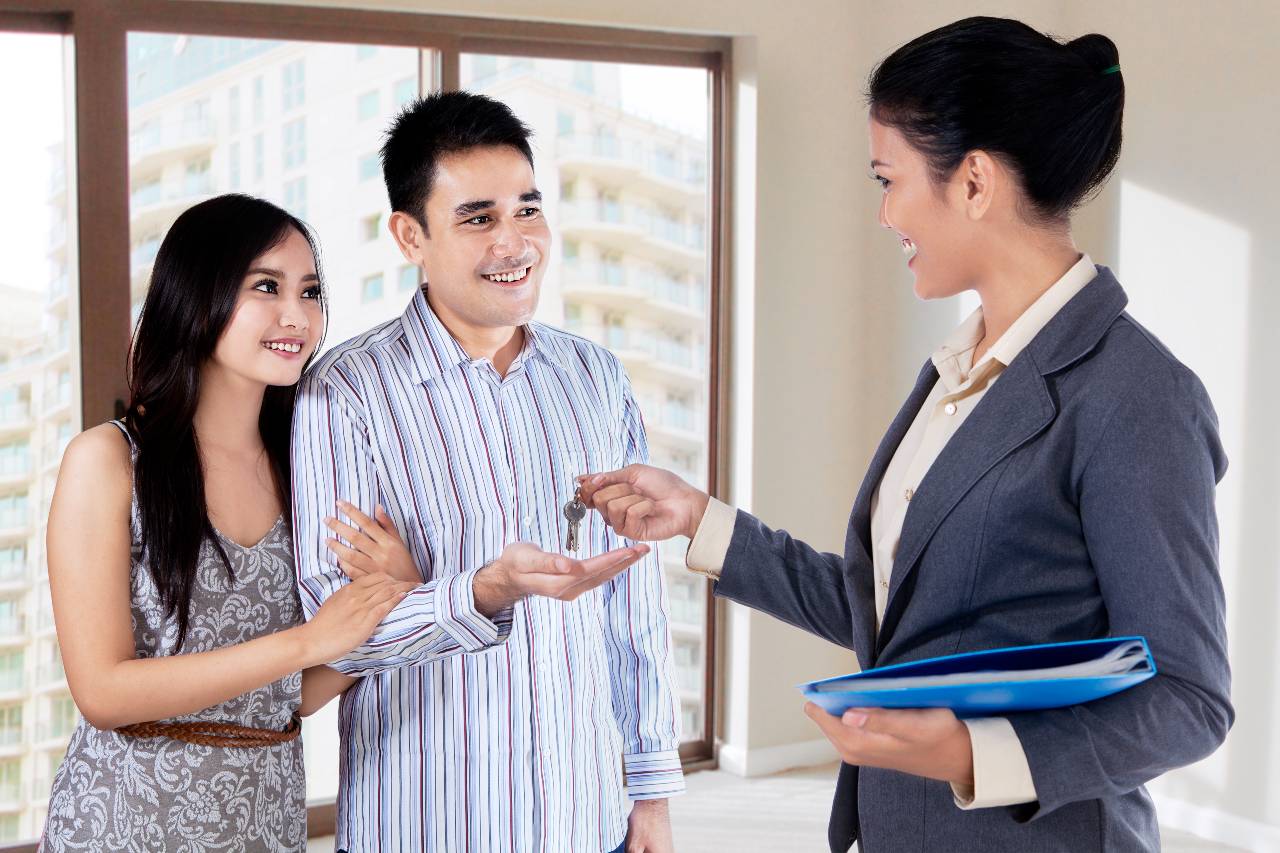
[40, 422, 307, 852]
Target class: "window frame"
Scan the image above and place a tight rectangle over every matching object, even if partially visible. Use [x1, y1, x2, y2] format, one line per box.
[0, 2, 732, 846]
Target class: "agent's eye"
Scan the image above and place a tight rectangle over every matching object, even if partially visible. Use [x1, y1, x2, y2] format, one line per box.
[466, 215, 492, 226]
[302, 285, 322, 300]
[253, 279, 279, 294]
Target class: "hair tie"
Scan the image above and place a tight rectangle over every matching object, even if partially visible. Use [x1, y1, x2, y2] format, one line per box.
[1101, 64, 1121, 75]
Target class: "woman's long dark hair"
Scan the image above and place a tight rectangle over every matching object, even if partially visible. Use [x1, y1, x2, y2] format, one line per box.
[867, 16, 1124, 223]
[124, 194, 326, 650]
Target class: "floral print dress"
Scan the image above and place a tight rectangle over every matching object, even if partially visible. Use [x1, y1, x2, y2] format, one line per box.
[40, 422, 306, 852]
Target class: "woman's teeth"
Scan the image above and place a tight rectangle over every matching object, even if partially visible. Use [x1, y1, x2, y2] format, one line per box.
[901, 238, 917, 258]
[264, 341, 302, 353]
[484, 267, 530, 283]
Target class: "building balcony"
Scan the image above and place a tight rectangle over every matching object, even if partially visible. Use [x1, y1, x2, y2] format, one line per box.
[35, 607, 55, 637]
[557, 134, 706, 203]
[0, 515, 27, 542]
[560, 260, 654, 309]
[0, 617, 24, 647]
[0, 458, 32, 484]
[129, 116, 216, 175]
[47, 274, 71, 315]
[36, 661, 66, 693]
[0, 671, 24, 699]
[559, 202, 706, 271]
[0, 404, 30, 439]
[561, 262, 706, 326]
[0, 562, 26, 590]
[131, 173, 215, 236]
[0, 727, 23, 758]
[0, 781, 21, 809]
[35, 721, 75, 748]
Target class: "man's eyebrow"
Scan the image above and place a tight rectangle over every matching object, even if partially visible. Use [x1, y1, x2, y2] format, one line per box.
[454, 200, 495, 216]
[520, 190, 543, 203]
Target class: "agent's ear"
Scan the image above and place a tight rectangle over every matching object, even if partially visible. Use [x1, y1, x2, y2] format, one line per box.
[388, 211, 429, 264]
[954, 149, 999, 221]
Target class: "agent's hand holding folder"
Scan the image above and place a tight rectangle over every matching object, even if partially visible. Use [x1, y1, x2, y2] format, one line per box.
[800, 637, 1156, 717]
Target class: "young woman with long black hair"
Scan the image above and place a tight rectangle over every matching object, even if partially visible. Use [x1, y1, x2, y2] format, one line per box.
[577, 17, 1231, 853]
[39, 194, 411, 851]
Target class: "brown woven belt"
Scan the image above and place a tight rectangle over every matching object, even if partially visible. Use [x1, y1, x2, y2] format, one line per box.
[116, 713, 301, 748]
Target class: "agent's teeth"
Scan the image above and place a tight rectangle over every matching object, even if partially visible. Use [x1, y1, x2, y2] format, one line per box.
[484, 267, 530, 283]
[901, 238, 917, 258]
[264, 341, 302, 353]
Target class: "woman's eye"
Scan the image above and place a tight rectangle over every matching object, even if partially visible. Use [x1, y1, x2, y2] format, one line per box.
[253, 279, 279, 294]
[302, 286, 322, 300]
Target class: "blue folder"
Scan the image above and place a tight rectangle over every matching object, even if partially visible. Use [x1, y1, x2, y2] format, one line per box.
[800, 636, 1156, 717]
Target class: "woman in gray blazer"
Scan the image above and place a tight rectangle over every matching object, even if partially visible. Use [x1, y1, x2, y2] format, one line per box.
[577, 15, 1231, 853]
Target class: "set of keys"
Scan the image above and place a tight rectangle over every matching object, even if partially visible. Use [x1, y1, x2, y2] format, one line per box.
[563, 487, 587, 553]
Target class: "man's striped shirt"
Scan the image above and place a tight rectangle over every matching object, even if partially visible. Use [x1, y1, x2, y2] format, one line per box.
[291, 288, 684, 852]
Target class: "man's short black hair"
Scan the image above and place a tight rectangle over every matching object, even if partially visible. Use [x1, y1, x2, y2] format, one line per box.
[380, 90, 535, 232]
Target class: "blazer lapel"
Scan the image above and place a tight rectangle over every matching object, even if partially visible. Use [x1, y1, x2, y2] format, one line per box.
[876, 354, 1056, 652]
[848, 359, 939, 557]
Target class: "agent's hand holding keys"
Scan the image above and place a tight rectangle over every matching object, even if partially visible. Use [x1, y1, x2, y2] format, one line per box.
[574, 464, 712, 543]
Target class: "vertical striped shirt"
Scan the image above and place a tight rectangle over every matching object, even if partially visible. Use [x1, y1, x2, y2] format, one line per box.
[292, 288, 684, 853]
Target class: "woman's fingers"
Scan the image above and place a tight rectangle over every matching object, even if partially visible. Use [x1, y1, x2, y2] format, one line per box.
[328, 539, 376, 576]
[325, 516, 378, 554]
[604, 494, 648, 531]
[374, 505, 406, 542]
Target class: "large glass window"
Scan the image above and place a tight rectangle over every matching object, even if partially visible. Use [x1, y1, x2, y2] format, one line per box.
[462, 55, 714, 745]
[0, 12, 723, 844]
[0, 28, 79, 843]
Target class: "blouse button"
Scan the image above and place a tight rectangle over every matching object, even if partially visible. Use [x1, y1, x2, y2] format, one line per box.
[904, 488, 914, 502]
[944, 402, 958, 416]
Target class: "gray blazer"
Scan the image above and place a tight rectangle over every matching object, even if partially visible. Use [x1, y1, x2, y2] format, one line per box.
[715, 266, 1232, 853]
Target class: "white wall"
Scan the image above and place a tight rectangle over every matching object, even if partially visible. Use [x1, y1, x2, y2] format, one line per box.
[202, 0, 1280, 843]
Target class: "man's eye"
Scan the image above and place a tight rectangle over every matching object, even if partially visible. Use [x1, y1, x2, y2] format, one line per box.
[519, 207, 542, 217]
[253, 280, 279, 294]
[467, 215, 492, 225]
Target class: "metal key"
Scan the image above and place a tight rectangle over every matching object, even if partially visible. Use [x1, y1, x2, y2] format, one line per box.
[563, 489, 587, 553]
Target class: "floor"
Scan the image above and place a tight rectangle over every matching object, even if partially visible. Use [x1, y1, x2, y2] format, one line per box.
[307, 762, 1248, 852]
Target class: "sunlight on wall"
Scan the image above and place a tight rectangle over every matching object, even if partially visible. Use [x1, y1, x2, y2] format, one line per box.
[1115, 179, 1264, 838]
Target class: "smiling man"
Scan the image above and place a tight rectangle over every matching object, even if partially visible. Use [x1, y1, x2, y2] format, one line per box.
[291, 91, 683, 853]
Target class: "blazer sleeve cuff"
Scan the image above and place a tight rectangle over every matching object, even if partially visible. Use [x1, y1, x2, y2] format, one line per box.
[951, 716, 1039, 809]
[685, 497, 737, 578]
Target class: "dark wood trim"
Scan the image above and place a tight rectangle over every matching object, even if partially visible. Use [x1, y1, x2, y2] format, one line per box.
[2, 1, 729, 58]
[0, 9, 63, 29]
[437, 33, 460, 93]
[307, 800, 337, 838]
[460, 35, 722, 70]
[71, 3, 131, 427]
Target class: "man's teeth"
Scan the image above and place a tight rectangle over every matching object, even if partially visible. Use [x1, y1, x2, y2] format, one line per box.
[264, 342, 302, 353]
[484, 267, 530, 283]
